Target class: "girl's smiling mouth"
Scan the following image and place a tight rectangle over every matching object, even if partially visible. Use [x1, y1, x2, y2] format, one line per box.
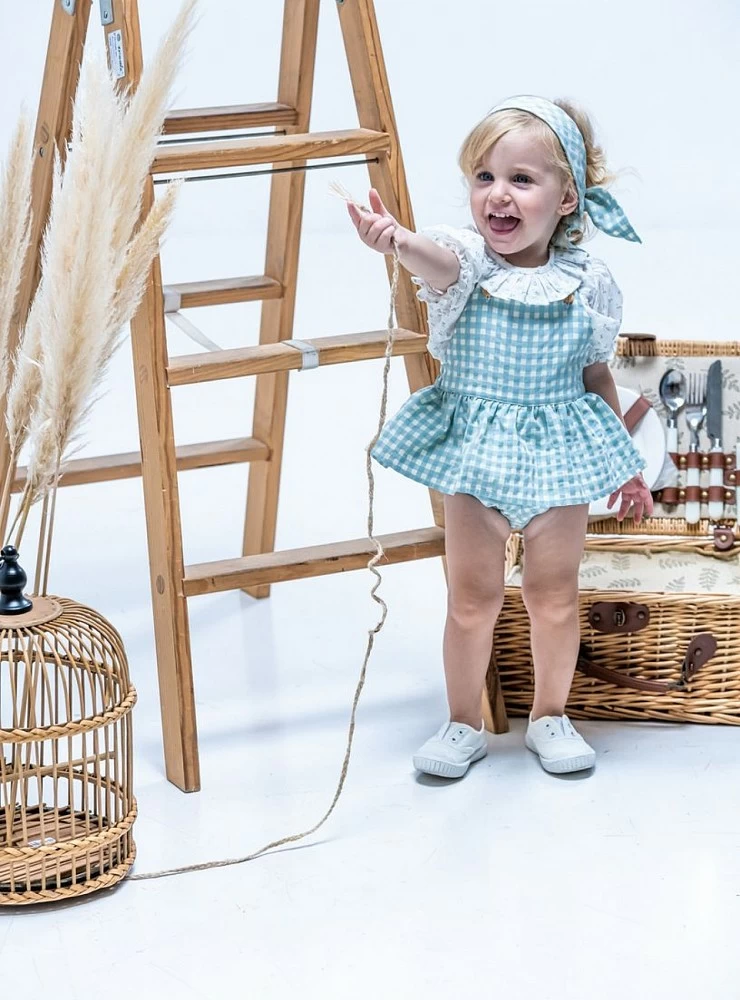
[488, 213, 520, 234]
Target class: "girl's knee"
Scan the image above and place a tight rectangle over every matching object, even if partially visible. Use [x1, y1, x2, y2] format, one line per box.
[447, 583, 505, 628]
[521, 577, 578, 619]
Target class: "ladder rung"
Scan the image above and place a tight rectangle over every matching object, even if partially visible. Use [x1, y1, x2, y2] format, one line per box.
[11, 438, 269, 493]
[164, 276, 283, 309]
[163, 102, 298, 134]
[184, 527, 445, 596]
[151, 129, 391, 174]
[167, 329, 428, 386]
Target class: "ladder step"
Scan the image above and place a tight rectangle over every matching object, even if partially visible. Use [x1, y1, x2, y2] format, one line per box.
[163, 102, 298, 134]
[11, 438, 269, 493]
[184, 527, 445, 596]
[164, 276, 282, 309]
[167, 329, 428, 387]
[152, 128, 391, 174]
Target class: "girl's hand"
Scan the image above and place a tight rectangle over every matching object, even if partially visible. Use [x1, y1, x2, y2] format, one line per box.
[606, 472, 655, 523]
[347, 188, 405, 254]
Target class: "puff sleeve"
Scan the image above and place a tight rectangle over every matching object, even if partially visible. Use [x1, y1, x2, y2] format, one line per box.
[580, 256, 624, 367]
[411, 225, 487, 361]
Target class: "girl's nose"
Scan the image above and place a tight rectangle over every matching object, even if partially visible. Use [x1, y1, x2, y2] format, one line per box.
[487, 183, 511, 207]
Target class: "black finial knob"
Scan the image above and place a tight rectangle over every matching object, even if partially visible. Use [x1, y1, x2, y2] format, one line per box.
[0, 545, 33, 614]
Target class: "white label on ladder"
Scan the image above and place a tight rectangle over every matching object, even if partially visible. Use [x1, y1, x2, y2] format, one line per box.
[107, 29, 126, 80]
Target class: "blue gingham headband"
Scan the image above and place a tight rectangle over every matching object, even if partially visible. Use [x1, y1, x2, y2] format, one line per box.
[488, 96, 640, 244]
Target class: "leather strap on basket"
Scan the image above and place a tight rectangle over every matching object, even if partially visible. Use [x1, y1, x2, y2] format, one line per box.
[623, 396, 652, 434]
[576, 633, 718, 693]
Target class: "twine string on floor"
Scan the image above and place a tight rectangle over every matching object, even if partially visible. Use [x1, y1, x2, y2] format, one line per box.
[127, 189, 400, 882]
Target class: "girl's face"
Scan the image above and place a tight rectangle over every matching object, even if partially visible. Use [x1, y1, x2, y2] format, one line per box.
[469, 129, 578, 268]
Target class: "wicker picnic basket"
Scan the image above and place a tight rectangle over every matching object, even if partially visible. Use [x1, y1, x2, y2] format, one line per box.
[489, 334, 740, 724]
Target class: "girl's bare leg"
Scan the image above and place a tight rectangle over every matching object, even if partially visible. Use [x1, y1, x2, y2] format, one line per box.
[442, 493, 511, 729]
[520, 503, 589, 720]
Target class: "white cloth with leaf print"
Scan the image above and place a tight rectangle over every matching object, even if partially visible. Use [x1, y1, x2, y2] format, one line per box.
[506, 547, 740, 594]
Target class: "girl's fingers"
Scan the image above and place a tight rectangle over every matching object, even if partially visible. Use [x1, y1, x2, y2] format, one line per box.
[606, 483, 653, 522]
[347, 197, 396, 251]
[368, 187, 388, 216]
[348, 202, 374, 237]
[367, 216, 396, 243]
[347, 202, 362, 226]
[351, 208, 392, 243]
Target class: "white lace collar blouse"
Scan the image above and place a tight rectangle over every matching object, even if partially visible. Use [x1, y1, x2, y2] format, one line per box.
[411, 224, 623, 367]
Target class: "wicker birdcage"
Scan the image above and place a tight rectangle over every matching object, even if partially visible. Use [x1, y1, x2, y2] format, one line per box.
[0, 547, 136, 904]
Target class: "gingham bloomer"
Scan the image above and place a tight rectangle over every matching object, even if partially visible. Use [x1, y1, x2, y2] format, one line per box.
[371, 224, 646, 530]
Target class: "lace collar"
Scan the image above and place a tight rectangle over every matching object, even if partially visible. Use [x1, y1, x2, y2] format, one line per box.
[478, 241, 589, 305]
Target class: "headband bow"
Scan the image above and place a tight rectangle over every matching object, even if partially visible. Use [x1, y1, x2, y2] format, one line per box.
[488, 95, 640, 245]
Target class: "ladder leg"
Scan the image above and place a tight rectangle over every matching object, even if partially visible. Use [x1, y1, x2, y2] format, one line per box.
[338, 0, 508, 732]
[129, 240, 201, 790]
[242, 0, 320, 599]
[336, 0, 444, 514]
[0, 0, 93, 541]
[105, 1, 200, 791]
[484, 651, 509, 734]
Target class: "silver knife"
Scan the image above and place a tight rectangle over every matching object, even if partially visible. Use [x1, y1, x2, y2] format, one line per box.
[706, 360, 724, 520]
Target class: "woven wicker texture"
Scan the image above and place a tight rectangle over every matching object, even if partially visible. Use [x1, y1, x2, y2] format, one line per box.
[493, 584, 740, 724]
[0, 597, 137, 904]
[493, 523, 740, 724]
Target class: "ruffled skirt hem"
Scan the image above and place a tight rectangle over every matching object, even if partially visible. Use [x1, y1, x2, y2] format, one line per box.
[371, 384, 647, 506]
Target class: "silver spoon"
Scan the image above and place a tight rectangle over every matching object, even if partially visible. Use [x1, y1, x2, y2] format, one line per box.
[659, 368, 686, 458]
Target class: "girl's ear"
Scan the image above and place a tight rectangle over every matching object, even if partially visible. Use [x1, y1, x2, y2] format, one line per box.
[560, 182, 579, 216]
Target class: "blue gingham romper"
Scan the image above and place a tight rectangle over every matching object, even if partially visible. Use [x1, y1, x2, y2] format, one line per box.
[371, 234, 646, 531]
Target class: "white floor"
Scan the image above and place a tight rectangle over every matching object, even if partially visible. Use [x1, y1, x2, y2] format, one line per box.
[3, 555, 740, 998]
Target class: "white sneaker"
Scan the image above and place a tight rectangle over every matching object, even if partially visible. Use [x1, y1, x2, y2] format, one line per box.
[525, 713, 596, 774]
[412, 720, 488, 778]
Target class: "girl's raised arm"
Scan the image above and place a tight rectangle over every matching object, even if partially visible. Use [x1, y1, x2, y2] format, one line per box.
[347, 188, 460, 293]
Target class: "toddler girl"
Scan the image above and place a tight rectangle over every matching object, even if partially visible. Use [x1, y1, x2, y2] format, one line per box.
[347, 95, 653, 777]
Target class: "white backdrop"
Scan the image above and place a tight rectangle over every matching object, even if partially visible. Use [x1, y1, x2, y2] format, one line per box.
[2, 0, 739, 334]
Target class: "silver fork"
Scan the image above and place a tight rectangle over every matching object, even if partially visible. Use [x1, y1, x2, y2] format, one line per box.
[684, 370, 707, 524]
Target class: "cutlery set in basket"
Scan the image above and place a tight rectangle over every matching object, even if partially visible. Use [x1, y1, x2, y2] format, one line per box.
[489, 334, 740, 726]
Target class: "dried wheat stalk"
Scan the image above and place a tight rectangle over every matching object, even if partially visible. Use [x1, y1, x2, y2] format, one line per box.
[0, 115, 33, 415]
[1, 0, 196, 561]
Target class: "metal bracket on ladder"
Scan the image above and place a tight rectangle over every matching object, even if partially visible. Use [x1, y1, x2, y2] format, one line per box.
[283, 340, 320, 370]
[60, 0, 76, 14]
[100, 1, 115, 26]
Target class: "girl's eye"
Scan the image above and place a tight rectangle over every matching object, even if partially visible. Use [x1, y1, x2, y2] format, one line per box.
[513, 174, 530, 184]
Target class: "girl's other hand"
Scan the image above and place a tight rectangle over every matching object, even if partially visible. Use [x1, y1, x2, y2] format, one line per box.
[606, 472, 654, 523]
[347, 188, 404, 254]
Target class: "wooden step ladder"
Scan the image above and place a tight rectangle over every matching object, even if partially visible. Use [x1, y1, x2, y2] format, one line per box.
[2, 0, 507, 792]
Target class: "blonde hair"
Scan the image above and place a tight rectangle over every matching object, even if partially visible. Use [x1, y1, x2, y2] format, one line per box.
[458, 98, 631, 247]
